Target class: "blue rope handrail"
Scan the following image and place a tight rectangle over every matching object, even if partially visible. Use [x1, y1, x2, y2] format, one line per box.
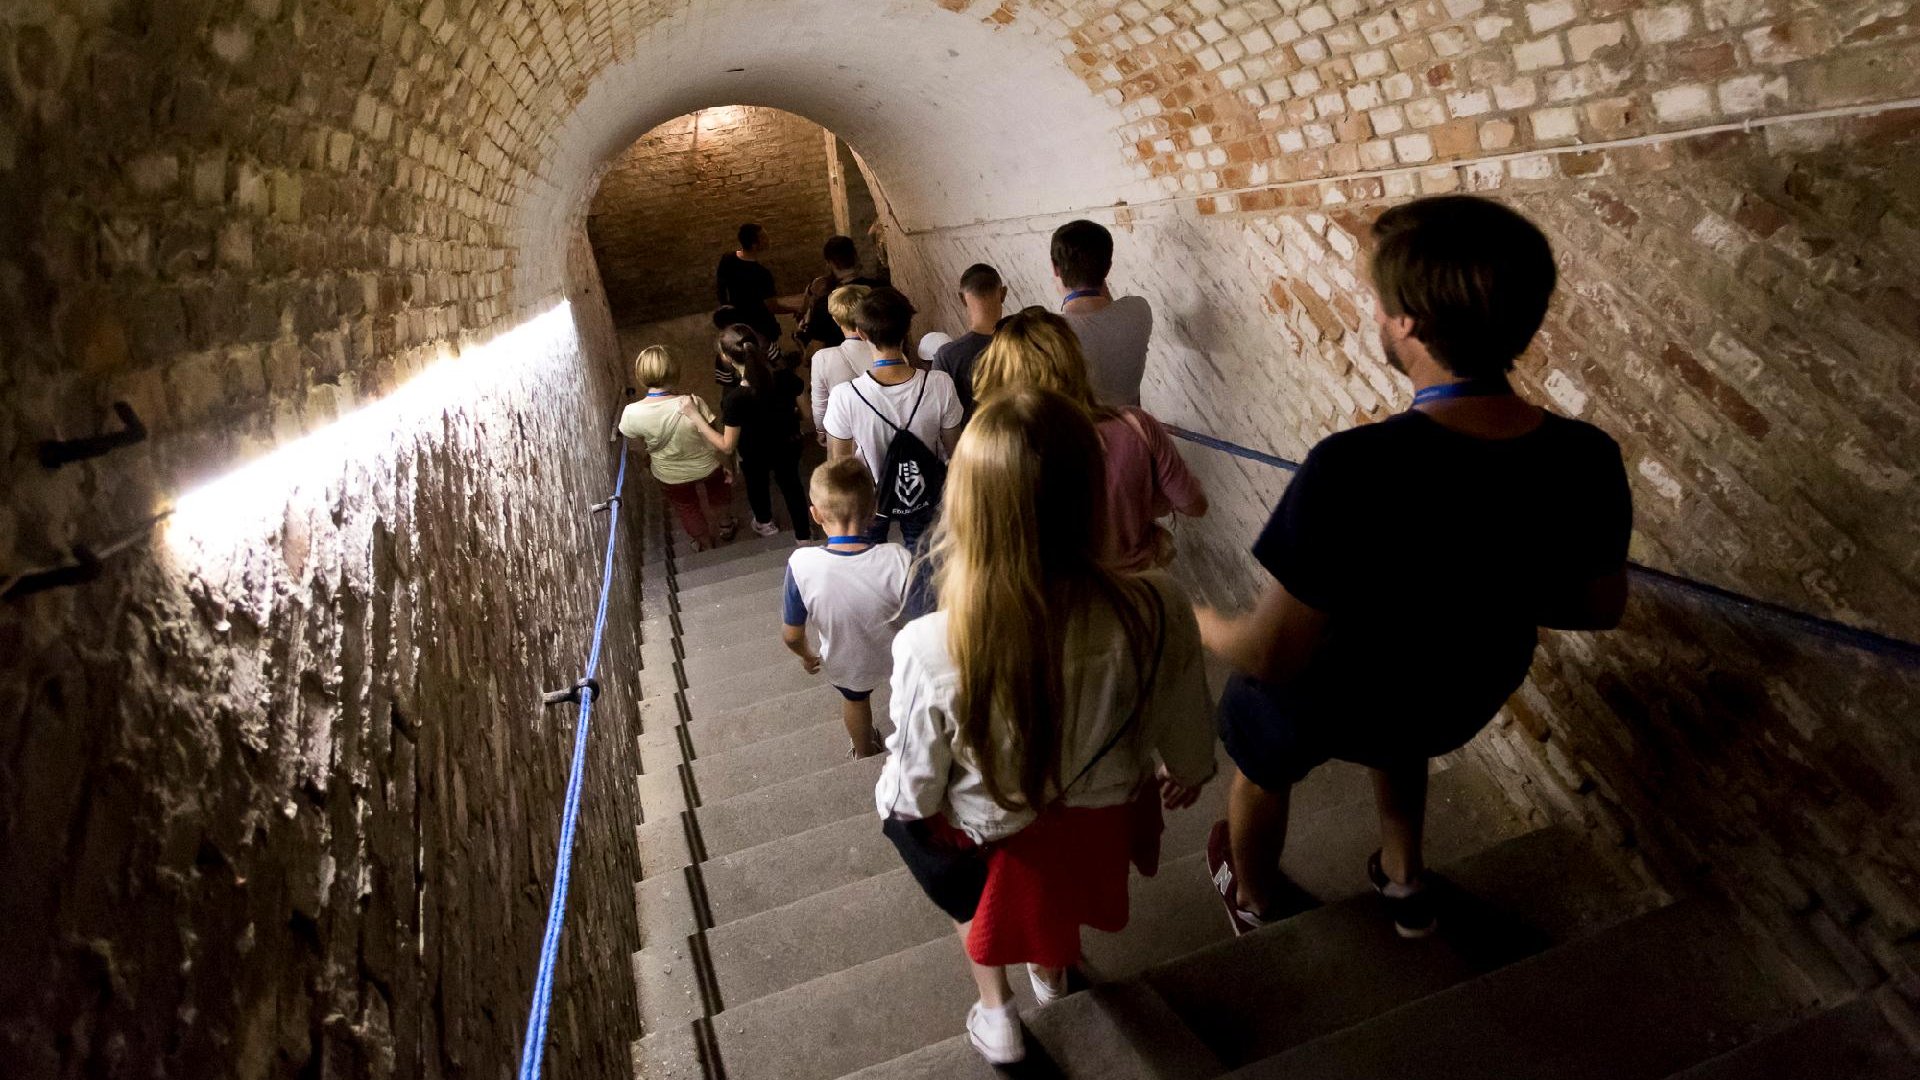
[517, 446, 630, 1080]
[1162, 423, 1920, 665]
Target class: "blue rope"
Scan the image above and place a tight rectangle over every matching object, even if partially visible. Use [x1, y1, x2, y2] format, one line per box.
[517, 447, 630, 1080]
[1162, 423, 1920, 665]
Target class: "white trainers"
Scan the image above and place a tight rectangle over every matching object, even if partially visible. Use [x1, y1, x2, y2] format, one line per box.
[749, 519, 780, 537]
[965, 1001, 1025, 1065]
[1029, 964, 1069, 1006]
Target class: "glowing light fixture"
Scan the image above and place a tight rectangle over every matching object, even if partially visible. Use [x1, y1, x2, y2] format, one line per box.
[165, 300, 577, 559]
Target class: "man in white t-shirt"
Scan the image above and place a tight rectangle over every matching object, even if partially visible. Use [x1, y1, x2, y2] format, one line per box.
[1054, 219, 1153, 408]
[809, 283, 875, 442]
[823, 288, 964, 551]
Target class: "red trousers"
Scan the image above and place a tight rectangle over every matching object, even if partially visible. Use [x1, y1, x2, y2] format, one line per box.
[660, 466, 733, 542]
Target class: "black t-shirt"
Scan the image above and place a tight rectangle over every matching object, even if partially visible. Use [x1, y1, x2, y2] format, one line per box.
[933, 331, 993, 420]
[716, 253, 781, 340]
[721, 370, 806, 460]
[800, 272, 884, 347]
[1255, 409, 1631, 742]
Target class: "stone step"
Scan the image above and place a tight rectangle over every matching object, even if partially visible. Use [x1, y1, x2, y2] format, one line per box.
[654, 583, 783, 631]
[670, 546, 803, 593]
[841, 981, 1225, 1080]
[1150, 825, 1654, 1068]
[675, 562, 790, 607]
[692, 683, 867, 758]
[700, 812, 899, 928]
[1226, 898, 1792, 1080]
[647, 531, 796, 574]
[692, 717, 890, 805]
[1663, 997, 1920, 1080]
[685, 661, 829, 716]
[678, 636, 811, 692]
[704, 868, 951, 1008]
[651, 604, 787, 654]
[694, 754, 886, 859]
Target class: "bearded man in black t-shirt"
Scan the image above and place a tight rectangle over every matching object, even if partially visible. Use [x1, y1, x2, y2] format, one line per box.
[1200, 195, 1633, 940]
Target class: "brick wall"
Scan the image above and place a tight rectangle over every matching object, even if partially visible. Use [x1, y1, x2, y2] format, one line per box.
[0, 3, 646, 1077]
[6, 0, 1920, 1072]
[882, 0, 1920, 1035]
[587, 107, 878, 325]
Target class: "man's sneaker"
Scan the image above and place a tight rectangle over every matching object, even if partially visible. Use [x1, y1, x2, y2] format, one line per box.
[966, 1001, 1025, 1065]
[1367, 849, 1438, 939]
[1205, 820, 1269, 937]
[750, 519, 780, 537]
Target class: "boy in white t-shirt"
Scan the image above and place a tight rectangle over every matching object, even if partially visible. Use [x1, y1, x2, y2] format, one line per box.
[823, 288, 964, 551]
[809, 284, 875, 442]
[782, 459, 912, 759]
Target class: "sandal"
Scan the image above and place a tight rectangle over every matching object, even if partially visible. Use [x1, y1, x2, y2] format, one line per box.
[1205, 820, 1269, 937]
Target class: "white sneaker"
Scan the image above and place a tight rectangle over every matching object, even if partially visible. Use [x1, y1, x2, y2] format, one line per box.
[966, 1001, 1025, 1065]
[750, 519, 780, 537]
[1029, 965, 1069, 1006]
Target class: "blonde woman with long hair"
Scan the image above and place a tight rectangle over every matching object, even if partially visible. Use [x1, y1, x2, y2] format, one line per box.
[973, 308, 1208, 570]
[874, 387, 1216, 1064]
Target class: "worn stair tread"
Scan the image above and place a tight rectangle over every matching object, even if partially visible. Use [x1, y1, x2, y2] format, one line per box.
[675, 562, 791, 607]
[704, 868, 952, 1008]
[700, 812, 899, 927]
[708, 934, 1003, 1080]
[693, 717, 894, 805]
[688, 683, 872, 757]
[669, 546, 804, 593]
[1227, 898, 1790, 1080]
[668, 605, 789, 652]
[1664, 997, 1920, 1080]
[695, 754, 888, 858]
[686, 661, 829, 715]
[841, 981, 1226, 1080]
[647, 531, 796, 573]
[1150, 825, 1653, 1067]
[665, 583, 785, 631]
[678, 637, 800, 687]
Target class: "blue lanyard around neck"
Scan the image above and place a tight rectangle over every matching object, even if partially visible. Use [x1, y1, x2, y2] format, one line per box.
[645, 390, 671, 398]
[825, 536, 870, 548]
[871, 357, 906, 368]
[1063, 288, 1104, 304]
[1412, 378, 1512, 406]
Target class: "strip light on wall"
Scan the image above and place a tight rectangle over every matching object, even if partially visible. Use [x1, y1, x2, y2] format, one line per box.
[164, 300, 578, 560]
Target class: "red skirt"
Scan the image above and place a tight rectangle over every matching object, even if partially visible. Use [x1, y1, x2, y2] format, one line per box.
[959, 797, 1164, 969]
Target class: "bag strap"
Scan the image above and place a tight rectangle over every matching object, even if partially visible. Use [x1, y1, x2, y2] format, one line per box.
[1062, 582, 1169, 795]
[849, 372, 926, 436]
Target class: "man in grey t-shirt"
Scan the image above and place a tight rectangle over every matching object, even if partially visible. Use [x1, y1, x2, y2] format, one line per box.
[1052, 219, 1153, 407]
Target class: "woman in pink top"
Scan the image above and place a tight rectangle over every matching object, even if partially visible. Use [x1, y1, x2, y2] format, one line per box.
[973, 309, 1208, 571]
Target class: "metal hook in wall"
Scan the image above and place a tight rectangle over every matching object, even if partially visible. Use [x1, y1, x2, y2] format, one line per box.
[39, 401, 148, 470]
[0, 510, 171, 603]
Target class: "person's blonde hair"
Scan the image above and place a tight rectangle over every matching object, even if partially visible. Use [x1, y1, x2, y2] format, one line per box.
[633, 345, 678, 389]
[970, 307, 1107, 418]
[809, 457, 875, 527]
[827, 284, 871, 329]
[926, 387, 1161, 812]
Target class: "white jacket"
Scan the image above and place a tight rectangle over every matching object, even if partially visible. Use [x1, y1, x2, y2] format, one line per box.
[875, 573, 1217, 844]
[810, 338, 873, 432]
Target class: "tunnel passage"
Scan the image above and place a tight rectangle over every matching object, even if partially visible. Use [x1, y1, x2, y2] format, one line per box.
[2, 0, 1919, 1077]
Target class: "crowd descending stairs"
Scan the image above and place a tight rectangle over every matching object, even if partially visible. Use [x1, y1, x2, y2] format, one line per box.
[621, 477, 1918, 1080]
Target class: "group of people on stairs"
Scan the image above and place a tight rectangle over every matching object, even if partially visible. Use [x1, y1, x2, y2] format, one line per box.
[616, 197, 1634, 1065]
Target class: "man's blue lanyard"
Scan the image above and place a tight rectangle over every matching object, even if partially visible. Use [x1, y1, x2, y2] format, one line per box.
[1063, 288, 1104, 304]
[1412, 378, 1512, 406]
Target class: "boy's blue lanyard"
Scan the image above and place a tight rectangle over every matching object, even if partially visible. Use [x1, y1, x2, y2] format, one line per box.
[825, 535, 869, 547]
[645, 390, 671, 399]
[1412, 378, 1512, 406]
[1063, 288, 1103, 304]
[871, 357, 906, 368]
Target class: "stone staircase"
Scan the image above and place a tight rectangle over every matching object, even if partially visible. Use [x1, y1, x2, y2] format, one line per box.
[620, 476, 1918, 1080]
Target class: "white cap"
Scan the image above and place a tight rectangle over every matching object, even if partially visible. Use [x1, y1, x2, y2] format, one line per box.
[917, 331, 954, 365]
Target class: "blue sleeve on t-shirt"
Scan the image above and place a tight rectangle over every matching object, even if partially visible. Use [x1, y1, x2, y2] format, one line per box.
[782, 566, 808, 626]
